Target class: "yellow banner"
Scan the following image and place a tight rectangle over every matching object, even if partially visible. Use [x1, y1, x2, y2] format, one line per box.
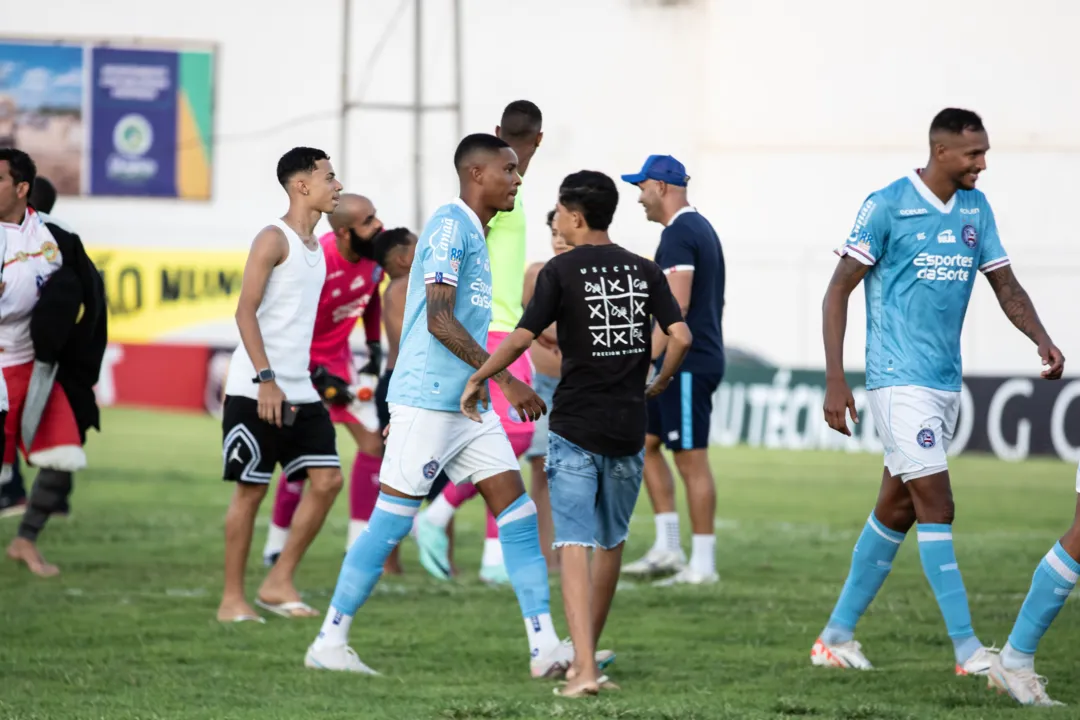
[89, 247, 248, 343]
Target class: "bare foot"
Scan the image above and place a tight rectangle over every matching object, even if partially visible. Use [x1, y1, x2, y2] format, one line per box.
[256, 579, 319, 617]
[6, 538, 60, 577]
[217, 598, 263, 623]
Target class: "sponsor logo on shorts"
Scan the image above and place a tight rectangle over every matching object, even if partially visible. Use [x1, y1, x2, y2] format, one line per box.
[916, 427, 936, 449]
[422, 460, 440, 479]
[962, 225, 977, 249]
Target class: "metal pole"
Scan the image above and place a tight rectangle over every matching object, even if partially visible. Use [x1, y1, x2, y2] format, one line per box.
[338, 0, 351, 180]
[453, 0, 463, 140]
[413, 0, 424, 231]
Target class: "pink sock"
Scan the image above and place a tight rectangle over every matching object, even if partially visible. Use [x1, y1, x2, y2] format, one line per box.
[442, 480, 479, 508]
[486, 508, 499, 539]
[271, 474, 304, 528]
[350, 451, 382, 522]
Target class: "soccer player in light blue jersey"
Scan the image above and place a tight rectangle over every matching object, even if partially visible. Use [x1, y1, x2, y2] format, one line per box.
[812, 109, 1066, 680]
[304, 134, 570, 679]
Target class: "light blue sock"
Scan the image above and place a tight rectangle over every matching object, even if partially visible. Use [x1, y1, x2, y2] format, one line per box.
[315, 493, 420, 648]
[821, 512, 905, 646]
[1002, 542, 1079, 670]
[917, 523, 982, 665]
[496, 493, 560, 659]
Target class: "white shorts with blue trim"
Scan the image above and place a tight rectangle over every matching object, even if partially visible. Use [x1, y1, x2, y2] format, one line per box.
[867, 385, 960, 482]
[379, 403, 520, 497]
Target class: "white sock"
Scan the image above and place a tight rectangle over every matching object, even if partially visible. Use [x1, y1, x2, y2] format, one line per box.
[424, 495, 456, 530]
[313, 607, 353, 650]
[481, 537, 504, 567]
[1001, 641, 1036, 671]
[654, 512, 681, 554]
[346, 520, 367, 552]
[690, 534, 716, 576]
[525, 613, 560, 660]
[264, 523, 290, 557]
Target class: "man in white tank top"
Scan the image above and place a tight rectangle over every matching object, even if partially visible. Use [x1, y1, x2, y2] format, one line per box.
[218, 147, 344, 624]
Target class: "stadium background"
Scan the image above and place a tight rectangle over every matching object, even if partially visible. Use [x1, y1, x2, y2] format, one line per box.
[4, 0, 1076, 462]
[4, 2, 1080, 718]
[2, 0, 1078, 462]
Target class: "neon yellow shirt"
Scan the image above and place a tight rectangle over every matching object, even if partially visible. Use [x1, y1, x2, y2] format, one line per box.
[486, 184, 527, 333]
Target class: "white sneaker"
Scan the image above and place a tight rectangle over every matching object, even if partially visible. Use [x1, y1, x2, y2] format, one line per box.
[304, 643, 379, 675]
[810, 637, 873, 670]
[652, 567, 718, 587]
[622, 548, 687, 577]
[531, 642, 574, 679]
[956, 645, 997, 676]
[987, 655, 1064, 707]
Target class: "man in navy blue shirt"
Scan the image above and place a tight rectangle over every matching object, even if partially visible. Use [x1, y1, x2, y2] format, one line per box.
[620, 155, 725, 586]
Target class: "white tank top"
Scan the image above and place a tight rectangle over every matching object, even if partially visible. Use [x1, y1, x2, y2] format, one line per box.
[225, 219, 325, 403]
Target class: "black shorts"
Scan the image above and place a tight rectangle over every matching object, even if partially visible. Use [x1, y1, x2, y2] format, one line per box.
[646, 371, 722, 451]
[222, 396, 339, 484]
[376, 368, 448, 501]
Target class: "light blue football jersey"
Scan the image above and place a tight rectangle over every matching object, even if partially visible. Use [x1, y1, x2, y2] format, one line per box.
[388, 198, 494, 412]
[835, 171, 1010, 392]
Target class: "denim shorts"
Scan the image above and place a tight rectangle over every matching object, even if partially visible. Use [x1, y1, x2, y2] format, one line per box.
[545, 432, 645, 550]
[525, 373, 559, 459]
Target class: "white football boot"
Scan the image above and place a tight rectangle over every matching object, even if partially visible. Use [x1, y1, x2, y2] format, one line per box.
[987, 654, 1064, 707]
[810, 637, 873, 670]
[955, 645, 997, 676]
[304, 644, 379, 675]
[621, 548, 687, 577]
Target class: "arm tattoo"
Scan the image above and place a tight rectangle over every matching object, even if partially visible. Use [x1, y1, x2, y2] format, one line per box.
[426, 284, 512, 383]
[985, 266, 1047, 344]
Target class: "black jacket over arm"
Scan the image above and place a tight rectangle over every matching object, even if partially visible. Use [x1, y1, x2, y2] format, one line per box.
[29, 224, 108, 442]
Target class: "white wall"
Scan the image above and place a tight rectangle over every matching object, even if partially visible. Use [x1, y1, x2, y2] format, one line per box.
[4, 0, 1078, 374]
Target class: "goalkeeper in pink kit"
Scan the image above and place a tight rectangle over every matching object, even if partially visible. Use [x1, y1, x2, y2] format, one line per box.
[263, 193, 387, 563]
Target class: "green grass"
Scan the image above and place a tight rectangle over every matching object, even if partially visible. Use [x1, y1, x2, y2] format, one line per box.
[1, 407, 1078, 719]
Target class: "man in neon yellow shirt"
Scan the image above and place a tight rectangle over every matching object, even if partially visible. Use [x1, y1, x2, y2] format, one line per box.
[415, 101, 545, 584]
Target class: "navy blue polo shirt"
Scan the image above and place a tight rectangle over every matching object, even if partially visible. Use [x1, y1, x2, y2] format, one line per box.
[654, 207, 725, 376]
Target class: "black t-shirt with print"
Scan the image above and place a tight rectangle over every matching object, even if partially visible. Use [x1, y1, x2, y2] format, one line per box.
[518, 243, 683, 457]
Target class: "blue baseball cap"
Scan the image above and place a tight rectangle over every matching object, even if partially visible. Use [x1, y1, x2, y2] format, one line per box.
[620, 155, 690, 187]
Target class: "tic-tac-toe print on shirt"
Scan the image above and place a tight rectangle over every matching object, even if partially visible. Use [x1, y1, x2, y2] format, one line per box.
[582, 264, 650, 357]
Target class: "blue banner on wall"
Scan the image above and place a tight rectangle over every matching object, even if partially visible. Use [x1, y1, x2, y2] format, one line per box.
[89, 48, 179, 197]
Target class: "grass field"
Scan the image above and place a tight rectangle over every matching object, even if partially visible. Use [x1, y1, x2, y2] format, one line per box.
[1, 408, 1078, 719]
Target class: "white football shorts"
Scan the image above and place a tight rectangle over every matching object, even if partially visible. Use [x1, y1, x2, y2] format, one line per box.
[380, 403, 520, 497]
[867, 385, 960, 482]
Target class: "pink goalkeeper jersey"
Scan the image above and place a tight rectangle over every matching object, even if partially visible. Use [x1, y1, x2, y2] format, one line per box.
[309, 232, 383, 365]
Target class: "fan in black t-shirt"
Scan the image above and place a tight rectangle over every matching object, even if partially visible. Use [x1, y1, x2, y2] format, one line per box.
[460, 170, 691, 697]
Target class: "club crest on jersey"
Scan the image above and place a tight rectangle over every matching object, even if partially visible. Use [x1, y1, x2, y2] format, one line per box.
[961, 225, 977, 249]
[41, 241, 59, 262]
[422, 460, 440, 480]
[916, 428, 936, 449]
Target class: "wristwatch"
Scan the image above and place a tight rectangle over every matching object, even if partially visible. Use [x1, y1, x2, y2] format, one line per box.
[252, 368, 276, 384]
